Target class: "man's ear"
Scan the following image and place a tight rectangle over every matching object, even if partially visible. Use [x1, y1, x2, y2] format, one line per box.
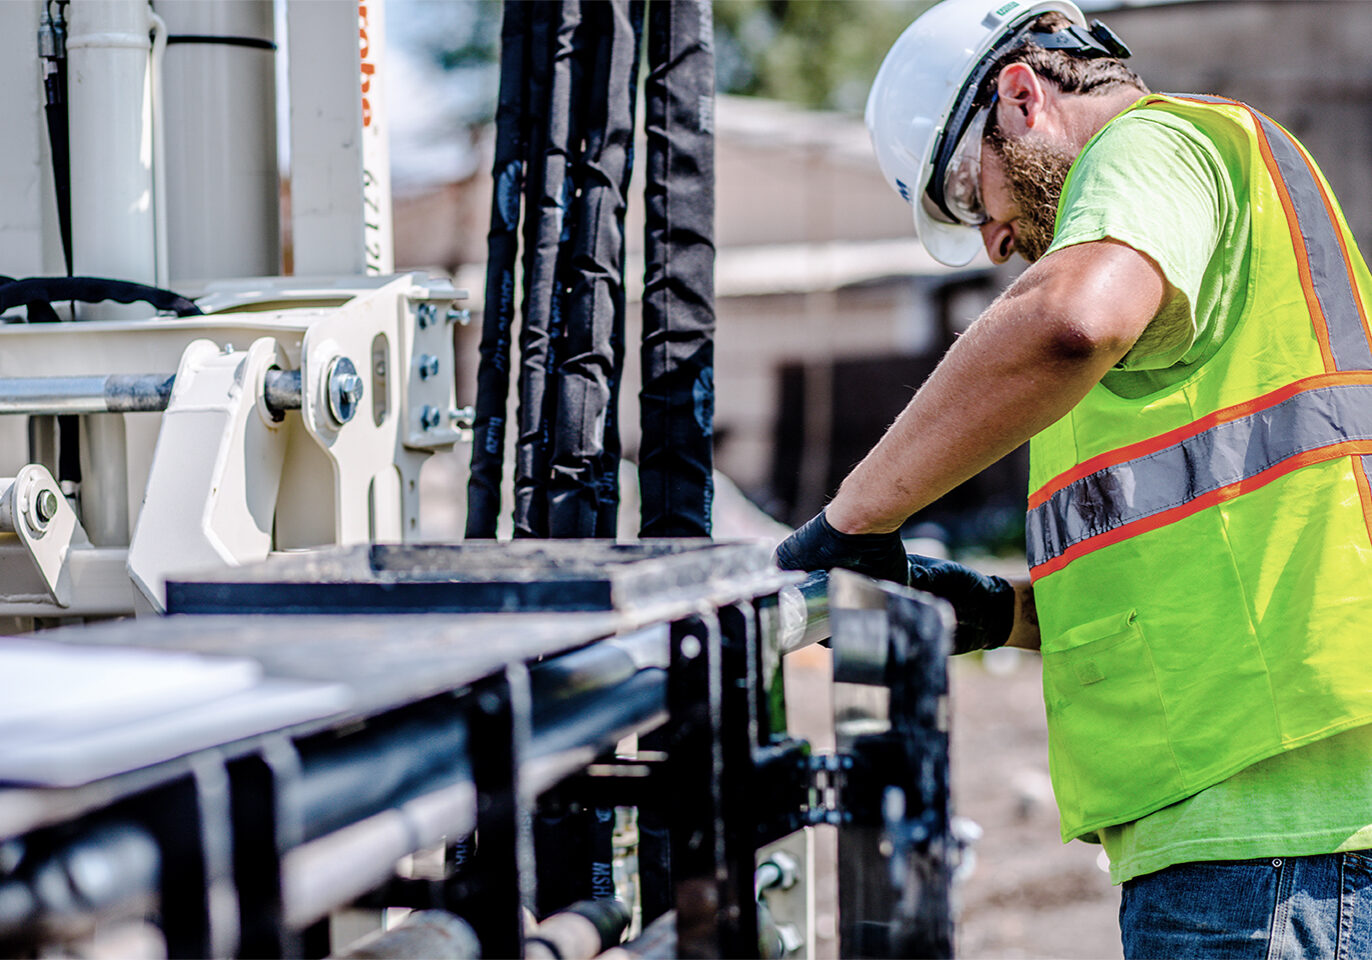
[994, 63, 1048, 136]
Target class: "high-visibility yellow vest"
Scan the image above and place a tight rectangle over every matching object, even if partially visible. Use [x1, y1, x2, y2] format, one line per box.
[1028, 94, 1372, 843]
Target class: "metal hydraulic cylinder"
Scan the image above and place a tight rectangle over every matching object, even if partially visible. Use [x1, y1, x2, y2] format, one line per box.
[159, 0, 279, 284]
[66, 0, 158, 316]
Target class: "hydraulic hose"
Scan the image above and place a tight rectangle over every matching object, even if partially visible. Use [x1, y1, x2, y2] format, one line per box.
[38, 1, 73, 278]
[0, 277, 201, 320]
[466, 0, 532, 538]
[512, 2, 579, 538]
[547, 0, 644, 538]
[639, 0, 717, 538]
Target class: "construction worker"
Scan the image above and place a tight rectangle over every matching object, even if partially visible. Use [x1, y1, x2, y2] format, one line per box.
[774, 0, 1372, 955]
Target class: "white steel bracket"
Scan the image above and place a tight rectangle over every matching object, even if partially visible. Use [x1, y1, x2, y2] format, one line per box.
[299, 275, 462, 543]
[127, 336, 289, 610]
[0, 464, 91, 607]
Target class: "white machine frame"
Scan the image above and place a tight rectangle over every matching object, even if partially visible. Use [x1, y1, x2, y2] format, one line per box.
[0, 0, 471, 622]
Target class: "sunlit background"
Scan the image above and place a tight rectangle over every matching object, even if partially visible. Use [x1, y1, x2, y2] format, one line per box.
[380, 0, 1372, 554]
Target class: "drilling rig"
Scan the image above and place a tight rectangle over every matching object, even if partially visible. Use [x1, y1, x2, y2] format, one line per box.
[0, 3, 960, 957]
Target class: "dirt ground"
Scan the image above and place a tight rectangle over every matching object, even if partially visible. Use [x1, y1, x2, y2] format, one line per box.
[949, 648, 1122, 959]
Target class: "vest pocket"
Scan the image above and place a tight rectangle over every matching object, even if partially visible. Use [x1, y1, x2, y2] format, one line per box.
[1042, 610, 1184, 836]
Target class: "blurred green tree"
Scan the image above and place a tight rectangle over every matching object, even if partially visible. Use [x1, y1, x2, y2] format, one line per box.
[391, 1, 936, 125]
[713, 0, 935, 113]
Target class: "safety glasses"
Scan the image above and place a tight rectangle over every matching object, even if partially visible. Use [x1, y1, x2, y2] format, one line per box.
[941, 105, 991, 228]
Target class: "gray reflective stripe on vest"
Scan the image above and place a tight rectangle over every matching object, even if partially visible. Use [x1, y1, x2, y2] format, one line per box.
[1027, 380, 1372, 569]
[1181, 94, 1372, 370]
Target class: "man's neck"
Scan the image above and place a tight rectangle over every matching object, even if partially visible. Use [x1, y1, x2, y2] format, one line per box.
[1063, 88, 1148, 153]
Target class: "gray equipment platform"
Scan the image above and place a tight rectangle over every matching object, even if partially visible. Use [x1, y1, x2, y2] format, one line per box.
[165, 540, 774, 614]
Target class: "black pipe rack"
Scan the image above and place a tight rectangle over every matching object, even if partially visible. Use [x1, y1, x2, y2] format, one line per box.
[0, 542, 956, 958]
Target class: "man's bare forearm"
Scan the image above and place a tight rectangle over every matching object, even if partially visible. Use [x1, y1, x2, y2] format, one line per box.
[1006, 579, 1040, 651]
[825, 241, 1167, 535]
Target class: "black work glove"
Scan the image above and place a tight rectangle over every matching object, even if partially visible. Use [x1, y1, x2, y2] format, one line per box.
[906, 555, 1015, 655]
[774, 509, 909, 585]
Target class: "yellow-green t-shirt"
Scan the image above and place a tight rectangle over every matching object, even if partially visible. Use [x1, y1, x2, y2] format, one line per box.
[1043, 103, 1372, 885]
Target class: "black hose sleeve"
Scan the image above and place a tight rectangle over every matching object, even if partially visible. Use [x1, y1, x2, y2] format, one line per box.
[466, 0, 532, 538]
[639, 0, 716, 538]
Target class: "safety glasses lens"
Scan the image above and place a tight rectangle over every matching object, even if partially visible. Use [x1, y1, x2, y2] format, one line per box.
[942, 108, 990, 227]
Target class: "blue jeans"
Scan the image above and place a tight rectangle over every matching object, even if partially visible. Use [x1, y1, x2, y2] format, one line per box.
[1121, 853, 1372, 959]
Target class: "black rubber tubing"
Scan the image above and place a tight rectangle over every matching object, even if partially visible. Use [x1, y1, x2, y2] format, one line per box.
[466, 0, 532, 538]
[513, 1, 581, 538]
[639, 0, 717, 538]
[0, 276, 202, 319]
[546, 0, 643, 537]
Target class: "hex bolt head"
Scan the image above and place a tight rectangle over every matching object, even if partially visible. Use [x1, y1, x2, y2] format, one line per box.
[326, 357, 364, 425]
[420, 405, 442, 430]
[446, 306, 471, 326]
[34, 489, 58, 524]
[416, 303, 438, 329]
[418, 354, 440, 379]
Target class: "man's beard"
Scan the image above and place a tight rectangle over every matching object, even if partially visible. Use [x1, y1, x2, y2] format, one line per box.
[987, 128, 1076, 263]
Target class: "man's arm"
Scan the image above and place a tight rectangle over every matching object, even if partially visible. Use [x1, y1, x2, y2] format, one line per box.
[1006, 579, 1040, 651]
[825, 238, 1169, 535]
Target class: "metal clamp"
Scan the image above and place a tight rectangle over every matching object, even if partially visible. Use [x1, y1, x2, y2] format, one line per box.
[0, 463, 90, 606]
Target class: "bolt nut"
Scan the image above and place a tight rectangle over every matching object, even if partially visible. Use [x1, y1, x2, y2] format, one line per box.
[420, 405, 443, 430]
[416, 303, 438, 329]
[446, 306, 471, 326]
[326, 357, 364, 425]
[418, 354, 440, 379]
[341, 375, 363, 403]
[34, 489, 59, 524]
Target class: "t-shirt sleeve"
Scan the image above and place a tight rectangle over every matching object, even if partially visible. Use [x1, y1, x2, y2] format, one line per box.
[1045, 111, 1226, 370]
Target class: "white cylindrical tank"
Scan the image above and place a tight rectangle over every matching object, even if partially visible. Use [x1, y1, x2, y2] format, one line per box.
[160, 0, 279, 285]
[67, 0, 157, 318]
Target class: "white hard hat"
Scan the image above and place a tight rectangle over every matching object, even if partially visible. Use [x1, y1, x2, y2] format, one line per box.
[865, 0, 1129, 266]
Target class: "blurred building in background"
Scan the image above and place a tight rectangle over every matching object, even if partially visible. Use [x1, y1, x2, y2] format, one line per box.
[391, 0, 1372, 548]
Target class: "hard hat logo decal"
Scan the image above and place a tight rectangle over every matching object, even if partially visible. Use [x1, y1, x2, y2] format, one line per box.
[896, 179, 912, 204]
[996, 2, 1020, 17]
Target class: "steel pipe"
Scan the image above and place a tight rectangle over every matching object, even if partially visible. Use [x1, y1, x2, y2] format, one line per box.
[282, 634, 672, 930]
[526, 899, 631, 960]
[597, 908, 677, 960]
[777, 570, 830, 655]
[0, 370, 302, 416]
[263, 369, 303, 415]
[330, 910, 479, 960]
[0, 822, 160, 942]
